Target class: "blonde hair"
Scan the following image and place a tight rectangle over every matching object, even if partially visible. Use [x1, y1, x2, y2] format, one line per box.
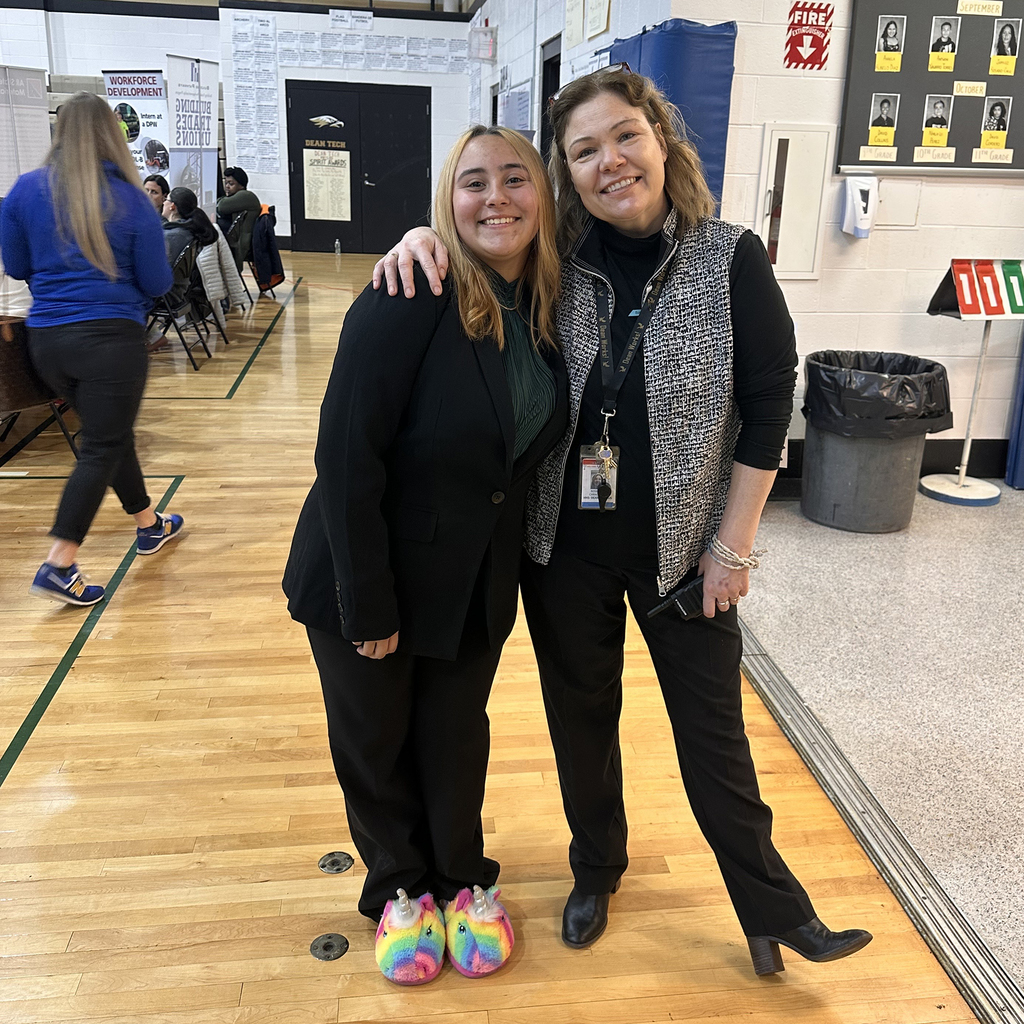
[45, 92, 145, 280]
[547, 67, 716, 253]
[433, 125, 560, 350]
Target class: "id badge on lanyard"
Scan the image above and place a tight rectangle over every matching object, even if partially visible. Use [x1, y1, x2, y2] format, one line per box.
[578, 261, 670, 512]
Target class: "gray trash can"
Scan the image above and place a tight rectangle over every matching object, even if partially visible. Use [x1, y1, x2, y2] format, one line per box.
[801, 351, 952, 533]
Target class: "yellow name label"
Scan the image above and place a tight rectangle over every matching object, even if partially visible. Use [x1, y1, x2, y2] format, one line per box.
[981, 130, 1008, 149]
[869, 126, 896, 146]
[875, 52, 902, 72]
[922, 128, 950, 147]
[972, 147, 1013, 162]
[929, 52, 956, 72]
[859, 145, 898, 162]
[954, 81, 987, 96]
[957, 0, 1002, 13]
[990, 55, 1017, 76]
[914, 146, 957, 163]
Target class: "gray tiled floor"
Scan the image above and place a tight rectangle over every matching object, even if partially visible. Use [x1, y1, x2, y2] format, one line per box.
[742, 484, 1024, 986]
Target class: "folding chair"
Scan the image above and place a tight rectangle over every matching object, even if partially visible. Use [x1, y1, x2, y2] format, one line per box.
[0, 315, 79, 467]
[227, 210, 259, 302]
[147, 242, 211, 371]
[186, 258, 230, 348]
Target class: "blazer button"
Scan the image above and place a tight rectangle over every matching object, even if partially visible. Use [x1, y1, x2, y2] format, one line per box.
[491, 491, 505, 504]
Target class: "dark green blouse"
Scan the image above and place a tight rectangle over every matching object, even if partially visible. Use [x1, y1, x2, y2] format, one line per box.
[493, 276, 556, 460]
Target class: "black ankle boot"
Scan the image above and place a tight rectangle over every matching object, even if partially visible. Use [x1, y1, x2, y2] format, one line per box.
[746, 917, 873, 976]
[561, 879, 621, 949]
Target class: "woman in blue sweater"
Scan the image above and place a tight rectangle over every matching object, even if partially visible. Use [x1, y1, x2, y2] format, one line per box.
[0, 92, 185, 607]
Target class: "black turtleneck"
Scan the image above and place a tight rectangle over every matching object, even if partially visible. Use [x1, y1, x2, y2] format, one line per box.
[555, 220, 797, 572]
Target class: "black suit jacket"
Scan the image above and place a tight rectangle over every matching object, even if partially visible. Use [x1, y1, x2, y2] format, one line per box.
[283, 267, 567, 661]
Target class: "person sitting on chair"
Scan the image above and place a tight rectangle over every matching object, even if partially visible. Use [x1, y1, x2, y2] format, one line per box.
[143, 174, 170, 216]
[162, 187, 218, 308]
[216, 166, 260, 271]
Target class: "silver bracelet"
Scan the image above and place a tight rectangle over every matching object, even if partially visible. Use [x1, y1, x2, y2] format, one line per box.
[708, 533, 766, 571]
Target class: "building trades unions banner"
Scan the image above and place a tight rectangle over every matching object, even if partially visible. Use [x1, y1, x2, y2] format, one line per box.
[167, 55, 220, 212]
[102, 70, 170, 182]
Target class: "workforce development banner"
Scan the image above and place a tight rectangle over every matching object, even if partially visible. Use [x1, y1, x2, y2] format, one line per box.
[102, 70, 169, 182]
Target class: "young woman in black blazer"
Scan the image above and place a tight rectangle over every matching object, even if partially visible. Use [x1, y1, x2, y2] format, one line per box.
[283, 125, 566, 985]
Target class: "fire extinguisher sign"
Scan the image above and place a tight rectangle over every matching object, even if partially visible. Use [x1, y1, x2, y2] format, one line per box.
[785, 2, 833, 70]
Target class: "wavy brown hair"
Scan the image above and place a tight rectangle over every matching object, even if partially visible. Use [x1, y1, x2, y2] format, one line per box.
[433, 125, 560, 350]
[547, 67, 716, 253]
[46, 92, 144, 280]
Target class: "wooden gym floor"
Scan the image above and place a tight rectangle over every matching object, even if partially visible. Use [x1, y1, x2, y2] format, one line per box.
[0, 253, 976, 1024]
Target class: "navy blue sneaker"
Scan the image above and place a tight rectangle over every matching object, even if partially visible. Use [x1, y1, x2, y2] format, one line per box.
[137, 512, 185, 555]
[30, 563, 105, 606]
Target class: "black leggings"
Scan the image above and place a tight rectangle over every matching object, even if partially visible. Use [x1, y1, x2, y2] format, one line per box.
[28, 319, 150, 545]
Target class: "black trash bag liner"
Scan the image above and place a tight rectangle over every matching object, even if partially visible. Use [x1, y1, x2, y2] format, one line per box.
[802, 350, 953, 439]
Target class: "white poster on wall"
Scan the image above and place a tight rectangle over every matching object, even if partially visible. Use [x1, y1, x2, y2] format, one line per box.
[167, 55, 220, 211]
[303, 148, 351, 222]
[0, 65, 51, 194]
[101, 70, 169, 182]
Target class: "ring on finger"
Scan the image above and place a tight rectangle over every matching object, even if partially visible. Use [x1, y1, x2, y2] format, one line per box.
[729, 596, 739, 604]
[717, 599, 730, 609]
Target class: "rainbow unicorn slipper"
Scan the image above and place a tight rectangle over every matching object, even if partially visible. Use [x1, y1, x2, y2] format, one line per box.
[444, 885, 514, 978]
[374, 889, 446, 985]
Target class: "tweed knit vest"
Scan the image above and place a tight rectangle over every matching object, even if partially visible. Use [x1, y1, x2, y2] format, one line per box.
[525, 211, 746, 593]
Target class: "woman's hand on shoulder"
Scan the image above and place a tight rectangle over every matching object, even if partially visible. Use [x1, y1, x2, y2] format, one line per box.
[372, 227, 449, 298]
[352, 632, 399, 659]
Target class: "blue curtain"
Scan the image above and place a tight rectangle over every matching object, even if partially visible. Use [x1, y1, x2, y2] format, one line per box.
[1007, 348, 1024, 488]
[610, 18, 737, 210]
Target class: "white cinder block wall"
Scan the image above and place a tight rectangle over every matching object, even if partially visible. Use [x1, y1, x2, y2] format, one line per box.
[45, 11, 220, 76]
[0, 7, 49, 70]
[674, 0, 1024, 442]
[220, 9, 470, 237]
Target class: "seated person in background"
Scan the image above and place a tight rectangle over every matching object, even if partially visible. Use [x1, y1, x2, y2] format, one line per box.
[162, 186, 218, 307]
[143, 174, 170, 216]
[216, 166, 260, 270]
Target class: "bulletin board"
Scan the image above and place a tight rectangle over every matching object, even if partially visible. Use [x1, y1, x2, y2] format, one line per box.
[837, 0, 1024, 175]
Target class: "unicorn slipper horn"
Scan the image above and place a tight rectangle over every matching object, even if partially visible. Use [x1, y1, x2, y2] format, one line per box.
[375, 889, 446, 985]
[445, 885, 514, 978]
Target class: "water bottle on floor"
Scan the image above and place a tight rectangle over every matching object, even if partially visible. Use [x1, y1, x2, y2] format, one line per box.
[334, 239, 341, 255]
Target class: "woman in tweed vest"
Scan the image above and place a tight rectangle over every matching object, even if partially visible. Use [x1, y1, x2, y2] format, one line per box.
[372, 67, 872, 977]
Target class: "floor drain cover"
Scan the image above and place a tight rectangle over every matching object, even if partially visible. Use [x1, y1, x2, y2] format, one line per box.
[318, 851, 354, 874]
[310, 933, 349, 961]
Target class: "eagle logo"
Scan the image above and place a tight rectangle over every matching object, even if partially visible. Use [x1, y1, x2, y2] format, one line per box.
[309, 115, 345, 129]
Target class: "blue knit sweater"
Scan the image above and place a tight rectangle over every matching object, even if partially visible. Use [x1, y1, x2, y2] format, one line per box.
[0, 163, 172, 327]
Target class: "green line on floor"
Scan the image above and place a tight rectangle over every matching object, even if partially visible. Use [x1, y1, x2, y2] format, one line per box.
[0, 474, 185, 789]
[148, 277, 301, 402]
[225, 277, 301, 399]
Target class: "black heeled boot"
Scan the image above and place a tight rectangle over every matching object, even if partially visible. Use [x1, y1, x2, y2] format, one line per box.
[746, 917, 873, 976]
[561, 879, 622, 949]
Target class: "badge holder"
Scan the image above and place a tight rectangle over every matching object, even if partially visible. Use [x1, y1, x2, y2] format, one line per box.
[578, 410, 619, 511]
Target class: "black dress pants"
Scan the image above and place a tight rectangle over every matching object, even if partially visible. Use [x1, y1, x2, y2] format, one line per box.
[307, 615, 502, 922]
[520, 548, 816, 937]
[28, 319, 150, 544]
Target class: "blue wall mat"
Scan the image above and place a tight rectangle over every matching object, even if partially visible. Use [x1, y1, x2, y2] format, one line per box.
[1007, 350, 1024, 488]
[610, 18, 737, 210]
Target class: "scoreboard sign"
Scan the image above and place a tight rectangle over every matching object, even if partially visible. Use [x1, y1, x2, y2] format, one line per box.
[951, 259, 1024, 319]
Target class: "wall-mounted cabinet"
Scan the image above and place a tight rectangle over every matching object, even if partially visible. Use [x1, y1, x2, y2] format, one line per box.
[755, 123, 836, 280]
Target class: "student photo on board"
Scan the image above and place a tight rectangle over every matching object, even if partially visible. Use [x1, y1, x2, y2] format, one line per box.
[877, 16, 905, 53]
[982, 97, 1011, 132]
[870, 94, 898, 128]
[930, 17, 959, 53]
[923, 96, 952, 129]
[991, 20, 1019, 56]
